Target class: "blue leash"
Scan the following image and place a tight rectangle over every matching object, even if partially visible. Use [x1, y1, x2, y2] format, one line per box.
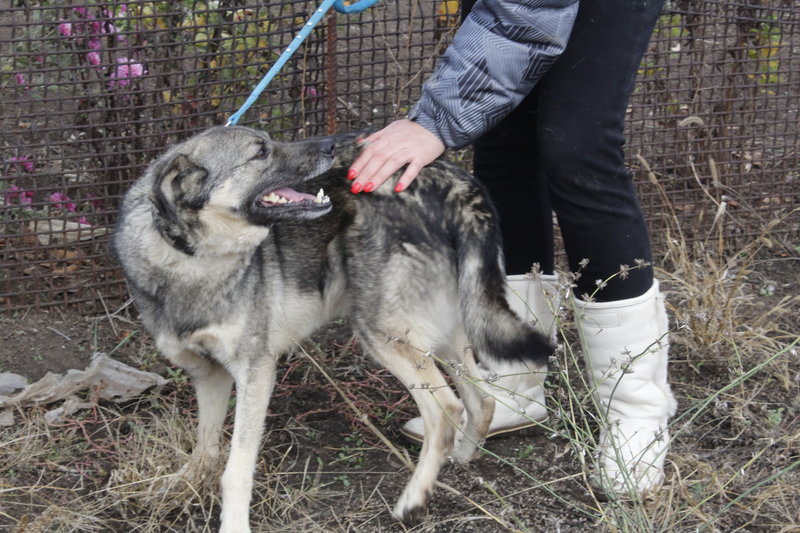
[226, 0, 378, 126]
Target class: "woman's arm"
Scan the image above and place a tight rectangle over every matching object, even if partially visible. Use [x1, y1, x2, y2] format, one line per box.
[349, 0, 578, 193]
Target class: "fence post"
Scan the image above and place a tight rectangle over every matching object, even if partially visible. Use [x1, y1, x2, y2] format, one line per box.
[326, 13, 338, 135]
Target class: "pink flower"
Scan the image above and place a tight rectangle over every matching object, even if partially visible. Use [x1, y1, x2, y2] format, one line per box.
[87, 51, 102, 66]
[15, 73, 28, 88]
[9, 155, 34, 172]
[4, 185, 34, 206]
[108, 57, 145, 89]
[58, 21, 73, 36]
[73, 7, 88, 17]
[49, 192, 77, 212]
[69, 21, 87, 37]
[87, 36, 102, 50]
[77, 216, 92, 226]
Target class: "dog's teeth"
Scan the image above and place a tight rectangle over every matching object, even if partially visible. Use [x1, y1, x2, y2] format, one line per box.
[314, 188, 330, 204]
[262, 192, 293, 205]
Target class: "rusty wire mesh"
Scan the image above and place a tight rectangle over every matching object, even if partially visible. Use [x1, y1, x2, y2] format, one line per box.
[631, 1, 799, 250]
[1, 0, 798, 313]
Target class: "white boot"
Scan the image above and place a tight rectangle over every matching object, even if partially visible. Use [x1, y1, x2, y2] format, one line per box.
[506, 273, 561, 344]
[573, 280, 677, 496]
[400, 274, 560, 444]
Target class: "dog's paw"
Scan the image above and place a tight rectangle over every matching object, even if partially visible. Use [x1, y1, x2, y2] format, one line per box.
[449, 445, 478, 465]
[219, 521, 252, 533]
[449, 433, 482, 464]
[176, 462, 204, 485]
[392, 486, 431, 525]
[219, 500, 253, 533]
[174, 454, 222, 491]
[392, 502, 428, 526]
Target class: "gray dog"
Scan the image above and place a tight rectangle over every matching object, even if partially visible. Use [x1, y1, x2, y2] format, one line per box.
[113, 125, 552, 533]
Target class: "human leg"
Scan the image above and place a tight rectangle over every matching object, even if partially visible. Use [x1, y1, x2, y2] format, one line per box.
[473, 108, 555, 276]
[461, 0, 555, 276]
[535, 0, 675, 495]
[465, 0, 559, 435]
[536, 0, 665, 301]
[573, 281, 676, 494]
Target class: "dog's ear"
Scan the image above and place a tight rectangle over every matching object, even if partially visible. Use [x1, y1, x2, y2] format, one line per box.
[328, 128, 374, 167]
[150, 154, 209, 221]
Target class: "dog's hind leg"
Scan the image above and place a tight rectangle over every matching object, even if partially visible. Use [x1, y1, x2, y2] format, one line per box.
[438, 331, 494, 464]
[360, 333, 462, 523]
[219, 355, 278, 533]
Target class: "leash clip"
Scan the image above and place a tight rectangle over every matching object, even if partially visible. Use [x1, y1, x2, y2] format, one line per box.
[333, 0, 379, 14]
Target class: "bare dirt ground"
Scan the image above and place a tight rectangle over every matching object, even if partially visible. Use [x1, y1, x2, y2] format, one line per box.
[0, 252, 798, 533]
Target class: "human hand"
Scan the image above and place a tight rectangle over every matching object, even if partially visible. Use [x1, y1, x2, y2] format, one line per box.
[347, 119, 445, 193]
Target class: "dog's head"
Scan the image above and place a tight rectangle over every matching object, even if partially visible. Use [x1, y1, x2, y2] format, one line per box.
[151, 126, 335, 225]
[146, 126, 336, 255]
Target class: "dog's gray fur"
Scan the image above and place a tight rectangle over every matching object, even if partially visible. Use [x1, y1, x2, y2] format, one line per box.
[113, 125, 551, 533]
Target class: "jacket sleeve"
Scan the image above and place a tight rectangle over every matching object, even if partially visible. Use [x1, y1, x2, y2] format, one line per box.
[407, 0, 578, 149]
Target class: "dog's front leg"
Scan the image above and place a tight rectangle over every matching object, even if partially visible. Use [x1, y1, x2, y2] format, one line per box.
[219, 355, 277, 533]
[192, 361, 234, 468]
[161, 344, 234, 477]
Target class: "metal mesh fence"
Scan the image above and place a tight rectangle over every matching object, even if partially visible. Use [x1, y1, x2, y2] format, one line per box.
[631, 1, 799, 248]
[1, 0, 798, 313]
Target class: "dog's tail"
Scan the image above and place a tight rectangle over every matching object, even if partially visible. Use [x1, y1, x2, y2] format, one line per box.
[448, 178, 554, 368]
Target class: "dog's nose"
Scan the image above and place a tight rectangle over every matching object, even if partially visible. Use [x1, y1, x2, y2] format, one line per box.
[320, 139, 335, 158]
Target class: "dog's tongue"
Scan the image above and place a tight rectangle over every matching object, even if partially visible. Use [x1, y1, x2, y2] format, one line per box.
[271, 187, 315, 202]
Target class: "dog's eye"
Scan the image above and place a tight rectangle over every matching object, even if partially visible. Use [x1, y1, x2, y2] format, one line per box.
[254, 144, 270, 160]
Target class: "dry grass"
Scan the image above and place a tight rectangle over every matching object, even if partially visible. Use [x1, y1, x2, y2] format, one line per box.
[1, 176, 798, 532]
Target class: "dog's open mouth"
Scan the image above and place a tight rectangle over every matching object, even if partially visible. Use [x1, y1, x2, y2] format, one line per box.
[258, 187, 330, 209]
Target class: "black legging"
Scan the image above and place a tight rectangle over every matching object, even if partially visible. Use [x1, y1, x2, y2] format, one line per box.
[463, 0, 664, 301]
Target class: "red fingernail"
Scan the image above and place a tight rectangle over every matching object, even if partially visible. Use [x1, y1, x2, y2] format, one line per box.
[347, 169, 357, 180]
[363, 182, 375, 193]
[394, 183, 405, 193]
[351, 182, 363, 194]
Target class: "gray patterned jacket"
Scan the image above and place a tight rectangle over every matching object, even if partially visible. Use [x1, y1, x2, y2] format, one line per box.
[408, 0, 578, 149]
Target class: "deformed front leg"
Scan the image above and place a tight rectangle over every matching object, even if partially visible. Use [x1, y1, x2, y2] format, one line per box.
[191, 361, 234, 469]
[161, 344, 234, 477]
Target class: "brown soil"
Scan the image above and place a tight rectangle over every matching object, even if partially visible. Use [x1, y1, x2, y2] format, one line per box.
[0, 255, 798, 532]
